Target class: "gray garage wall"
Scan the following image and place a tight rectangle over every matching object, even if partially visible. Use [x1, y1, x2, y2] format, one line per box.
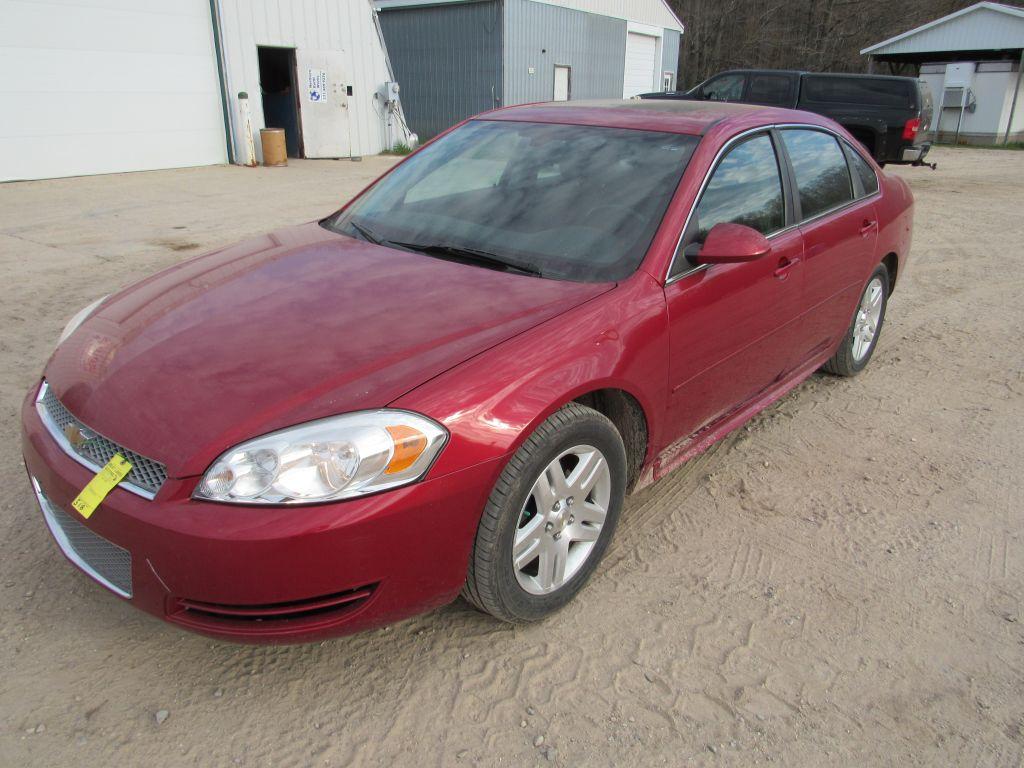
[503, 0, 626, 104]
[378, 1, 503, 140]
[662, 28, 680, 90]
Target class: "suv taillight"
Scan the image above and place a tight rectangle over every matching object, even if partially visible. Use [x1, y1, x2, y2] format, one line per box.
[903, 117, 921, 141]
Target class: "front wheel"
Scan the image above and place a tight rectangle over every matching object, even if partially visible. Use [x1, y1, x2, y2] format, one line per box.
[462, 403, 626, 623]
[823, 264, 889, 377]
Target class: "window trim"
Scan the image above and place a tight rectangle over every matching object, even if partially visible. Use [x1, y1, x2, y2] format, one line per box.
[665, 122, 882, 285]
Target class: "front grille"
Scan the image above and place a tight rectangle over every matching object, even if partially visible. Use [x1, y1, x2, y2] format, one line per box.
[32, 478, 132, 598]
[36, 382, 167, 498]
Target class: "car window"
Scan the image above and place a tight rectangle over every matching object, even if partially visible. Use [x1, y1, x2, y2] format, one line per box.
[327, 120, 699, 282]
[700, 74, 745, 102]
[694, 133, 784, 241]
[746, 74, 793, 106]
[781, 129, 853, 219]
[801, 75, 914, 108]
[844, 143, 879, 197]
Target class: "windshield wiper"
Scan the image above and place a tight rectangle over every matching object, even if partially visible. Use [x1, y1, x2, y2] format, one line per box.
[347, 219, 383, 245]
[390, 241, 545, 278]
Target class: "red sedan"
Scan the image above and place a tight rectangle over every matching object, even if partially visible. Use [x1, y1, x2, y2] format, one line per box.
[21, 100, 913, 643]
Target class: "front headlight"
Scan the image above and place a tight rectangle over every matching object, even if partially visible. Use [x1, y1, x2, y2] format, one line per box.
[58, 295, 109, 346]
[194, 410, 448, 505]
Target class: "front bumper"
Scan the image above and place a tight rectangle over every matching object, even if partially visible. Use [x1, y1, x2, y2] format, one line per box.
[21, 387, 502, 643]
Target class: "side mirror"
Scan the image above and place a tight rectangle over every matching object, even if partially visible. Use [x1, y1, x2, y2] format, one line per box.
[695, 223, 772, 264]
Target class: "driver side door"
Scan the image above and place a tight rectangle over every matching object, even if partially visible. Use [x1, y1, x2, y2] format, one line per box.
[662, 130, 806, 445]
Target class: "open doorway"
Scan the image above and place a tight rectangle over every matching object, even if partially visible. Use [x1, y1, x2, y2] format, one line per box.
[257, 46, 303, 158]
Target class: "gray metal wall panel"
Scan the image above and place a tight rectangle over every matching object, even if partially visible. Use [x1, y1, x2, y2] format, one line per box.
[378, 1, 502, 140]
[662, 28, 680, 88]
[504, 0, 626, 104]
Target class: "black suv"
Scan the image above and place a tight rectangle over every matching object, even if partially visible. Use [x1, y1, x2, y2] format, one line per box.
[641, 69, 934, 166]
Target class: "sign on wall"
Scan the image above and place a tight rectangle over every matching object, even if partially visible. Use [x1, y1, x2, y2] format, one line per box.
[307, 69, 327, 102]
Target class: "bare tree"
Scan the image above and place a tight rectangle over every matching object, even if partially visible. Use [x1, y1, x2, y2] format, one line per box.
[668, 0, 1023, 87]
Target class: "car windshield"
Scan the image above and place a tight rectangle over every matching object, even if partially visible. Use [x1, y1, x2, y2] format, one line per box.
[325, 120, 699, 282]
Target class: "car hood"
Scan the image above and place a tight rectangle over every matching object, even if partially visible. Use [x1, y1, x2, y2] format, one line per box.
[45, 223, 611, 477]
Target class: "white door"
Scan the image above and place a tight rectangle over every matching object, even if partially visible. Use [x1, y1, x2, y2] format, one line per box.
[553, 65, 571, 101]
[0, 0, 226, 181]
[295, 50, 351, 158]
[623, 32, 658, 98]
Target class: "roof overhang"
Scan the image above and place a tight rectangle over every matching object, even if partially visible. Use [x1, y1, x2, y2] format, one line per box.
[861, 2, 1024, 56]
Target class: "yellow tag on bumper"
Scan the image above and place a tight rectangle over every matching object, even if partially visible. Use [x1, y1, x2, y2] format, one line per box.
[71, 454, 132, 519]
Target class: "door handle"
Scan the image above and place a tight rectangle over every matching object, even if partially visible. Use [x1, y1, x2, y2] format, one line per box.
[859, 219, 877, 236]
[773, 256, 800, 279]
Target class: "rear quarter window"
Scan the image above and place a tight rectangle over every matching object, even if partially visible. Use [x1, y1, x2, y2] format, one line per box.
[802, 76, 914, 108]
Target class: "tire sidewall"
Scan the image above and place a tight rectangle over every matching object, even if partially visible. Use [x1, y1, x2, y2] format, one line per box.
[492, 413, 627, 621]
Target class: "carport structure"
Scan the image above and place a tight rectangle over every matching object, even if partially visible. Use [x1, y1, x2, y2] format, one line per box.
[861, 2, 1024, 144]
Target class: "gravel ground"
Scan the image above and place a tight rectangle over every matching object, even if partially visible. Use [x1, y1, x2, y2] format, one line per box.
[1, 148, 1022, 767]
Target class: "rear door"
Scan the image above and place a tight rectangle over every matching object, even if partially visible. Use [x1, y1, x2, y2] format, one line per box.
[744, 72, 797, 107]
[663, 131, 805, 442]
[778, 128, 879, 362]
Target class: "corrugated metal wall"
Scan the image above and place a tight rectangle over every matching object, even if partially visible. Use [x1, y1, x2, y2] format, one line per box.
[217, 0, 399, 160]
[378, 1, 503, 140]
[504, 0, 626, 104]
[662, 28, 680, 88]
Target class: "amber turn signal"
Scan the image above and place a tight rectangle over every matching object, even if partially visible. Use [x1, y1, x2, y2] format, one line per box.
[385, 425, 428, 474]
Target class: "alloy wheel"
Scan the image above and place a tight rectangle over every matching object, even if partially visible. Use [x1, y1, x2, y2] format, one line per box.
[852, 276, 884, 361]
[512, 444, 611, 595]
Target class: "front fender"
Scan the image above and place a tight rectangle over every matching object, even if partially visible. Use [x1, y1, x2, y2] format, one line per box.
[391, 273, 670, 480]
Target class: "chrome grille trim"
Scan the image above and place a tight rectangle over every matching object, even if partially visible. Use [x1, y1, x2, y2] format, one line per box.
[32, 476, 132, 598]
[35, 382, 166, 500]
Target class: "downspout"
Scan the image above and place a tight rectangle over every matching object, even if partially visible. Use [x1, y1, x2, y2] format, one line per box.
[208, 0, 235, 164]
[1004, 49, 1024, 145]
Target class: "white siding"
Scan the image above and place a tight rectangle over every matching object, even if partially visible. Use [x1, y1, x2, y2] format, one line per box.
[863, 4, 1024, 56]
[217, 0, 406, 161]
[522, 0, 682, 31]
[0, 0, 227, 181]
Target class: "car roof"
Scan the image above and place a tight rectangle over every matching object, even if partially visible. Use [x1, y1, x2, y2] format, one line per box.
[478, 99, 826, 137]
[716, 68, 918, 83]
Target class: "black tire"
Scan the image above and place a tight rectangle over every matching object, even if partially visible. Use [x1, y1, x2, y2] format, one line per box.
[823, 263, 890, 377]
[462, 402, 627, 623]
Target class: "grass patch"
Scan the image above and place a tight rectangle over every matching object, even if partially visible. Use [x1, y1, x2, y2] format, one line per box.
[384, 142, 414, 156]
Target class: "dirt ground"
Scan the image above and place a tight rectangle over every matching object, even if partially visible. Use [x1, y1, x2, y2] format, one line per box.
[1, 147, 1022, 768]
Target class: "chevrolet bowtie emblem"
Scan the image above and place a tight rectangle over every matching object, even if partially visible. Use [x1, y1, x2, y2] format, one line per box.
[64, 423, 97, 449]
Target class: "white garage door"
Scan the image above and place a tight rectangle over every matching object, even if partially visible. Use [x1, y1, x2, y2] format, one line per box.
[0, 0, 227, 181]
[623, 32, 658, 98]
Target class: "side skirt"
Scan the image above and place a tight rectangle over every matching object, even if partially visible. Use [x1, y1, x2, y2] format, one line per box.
[635, 351, 833, 491]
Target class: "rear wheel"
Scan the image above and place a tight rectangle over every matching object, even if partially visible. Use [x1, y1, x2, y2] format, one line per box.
[462, 403, 626, 622]
[824, 264, 889, 377]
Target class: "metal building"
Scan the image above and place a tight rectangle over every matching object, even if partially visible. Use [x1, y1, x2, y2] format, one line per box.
[376, 0, 684, 139]
[0, 0, 413, 182]
[861, 2, 1024, 144]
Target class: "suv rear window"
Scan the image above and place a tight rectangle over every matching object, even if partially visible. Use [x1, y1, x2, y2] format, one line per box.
[802, 76, 914, 108]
